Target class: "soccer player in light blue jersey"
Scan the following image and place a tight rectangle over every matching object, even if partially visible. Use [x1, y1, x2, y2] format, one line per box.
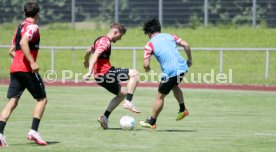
[140, 19, 192, 129]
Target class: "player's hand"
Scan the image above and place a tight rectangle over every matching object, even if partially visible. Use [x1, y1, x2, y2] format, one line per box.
[144, 66, 151, 72]
[187, 59, 192, 67]
[84, 61, 89, 68]
[83, 73, 92, 81]
[31, 62, 39, 73]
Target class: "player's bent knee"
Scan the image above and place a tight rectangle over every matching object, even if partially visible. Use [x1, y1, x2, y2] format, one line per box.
[129, 69, 139, 78]
[0, 116, 7, 122]
[43, 98, 48, 105]
[7, 98, 18, 110]
[157, 92, 166, 99]
[172, 85, 181, 91]
[118, 90, 127, 97]
[37, 98, 48, 105]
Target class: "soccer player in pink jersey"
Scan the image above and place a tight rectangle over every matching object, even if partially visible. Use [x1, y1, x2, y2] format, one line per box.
[83, 23, 141, 129]
[0, 1, 47, 146]
[140, 19, 192, 129]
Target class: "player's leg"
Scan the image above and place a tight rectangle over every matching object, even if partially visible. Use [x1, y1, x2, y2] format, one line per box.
[32, 98, 48, 129]
[140, 92, 166, 129]
[122, 69, 141, 113]
[27, 97, 48, 146]
[106, 88, 126, 113]
[98, 88, 127, 129]
[172, 86, 189, 121]
[108, 68, 140, 113]
[24, 72, 48, 146]
[0, 73, 24, 146]
[1, 73, 24, 121]
[126, 69, 139, 96]
[140, 76, 174, 129]
[172, 73, 189, 121]
[0, 97, 20, 146]
[141, 75, 185, 129]
[152, 92, 166, 118]
[0, 97, 20, 122]
[172, 85, 184, 105]
[96, 75, 126, 129]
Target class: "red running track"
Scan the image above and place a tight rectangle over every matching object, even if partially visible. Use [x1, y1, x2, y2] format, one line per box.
[1, 79, 276, 92]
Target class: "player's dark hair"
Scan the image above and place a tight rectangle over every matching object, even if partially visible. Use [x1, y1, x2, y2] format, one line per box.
[110, 23, 127, 34]
[143, 19, 161, 35]
[24, 1, 40, 18]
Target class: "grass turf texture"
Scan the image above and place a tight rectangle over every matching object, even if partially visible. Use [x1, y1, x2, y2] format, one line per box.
[1, 23, 276, 85]
[0, 85, 276, 152]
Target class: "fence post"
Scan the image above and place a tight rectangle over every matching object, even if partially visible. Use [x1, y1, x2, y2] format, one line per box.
[252, 0, 257, 28]
[51, 48, 55, 71]
[204, 0, 208, 27]
[265, 49, 269, 80]
[133, 48, 137, 69]
[159, 0, 163, 26]
[71, 0, 75, 29]
[219, 48, 223, 73]
[115, 0, 119, 22]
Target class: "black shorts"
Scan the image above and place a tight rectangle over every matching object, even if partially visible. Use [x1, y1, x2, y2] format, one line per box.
[158, 73, 185, 95]
[7, 72, 46, 100]
[95, 67, 129, 95]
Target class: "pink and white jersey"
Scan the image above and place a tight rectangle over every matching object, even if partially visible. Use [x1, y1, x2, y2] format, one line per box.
[143, 33, 188, 78]
[144, 34, 181, 59]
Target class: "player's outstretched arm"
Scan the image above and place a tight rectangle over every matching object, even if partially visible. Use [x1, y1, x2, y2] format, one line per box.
[179, 40, 192, 67]
[83, 50, 100, 80]
[8, 44, 16, 58]
[84, 47, 92, 68]
[144, 58, 151, 72]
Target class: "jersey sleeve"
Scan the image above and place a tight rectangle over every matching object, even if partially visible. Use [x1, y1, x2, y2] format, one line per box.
[171, 34, 182, 44]
[24, 24, 39, 41]
[94, 37, 111, 54]
[144, 41, 154, 59]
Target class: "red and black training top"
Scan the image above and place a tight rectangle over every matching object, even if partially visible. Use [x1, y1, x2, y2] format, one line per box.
[10, 19, 40, 73]
[90, 36, 112, 78]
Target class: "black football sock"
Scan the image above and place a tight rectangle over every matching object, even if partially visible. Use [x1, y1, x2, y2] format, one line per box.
[126, 93, 133, 102]
[104, 110, 111, 119]
[0, 121, 6, 134]
[179, 103, 185, 112]
[148, 117, 156, 125]
[31, 118, 40, 131]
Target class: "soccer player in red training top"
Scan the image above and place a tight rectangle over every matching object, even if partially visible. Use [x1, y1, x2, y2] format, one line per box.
[0, 1, 48, 146]
[140, 19, 192, 129]
[83, 23, 141, 129]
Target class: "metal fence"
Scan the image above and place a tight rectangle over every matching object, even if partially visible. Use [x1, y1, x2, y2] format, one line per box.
[0, 0, 275, 27]
[1, 45, 275, 80]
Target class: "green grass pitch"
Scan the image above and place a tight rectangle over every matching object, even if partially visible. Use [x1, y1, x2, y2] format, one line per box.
[0, 85, 276, 152]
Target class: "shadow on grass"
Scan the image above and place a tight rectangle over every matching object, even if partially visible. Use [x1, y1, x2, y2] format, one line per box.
[105, 128, 197, 132]
[11, 141, 60, 146]
[46, 141, 60, 145]
[105, 128, 145, 131]
[105, 128, 121, 130]
[156, 129, 198, 132]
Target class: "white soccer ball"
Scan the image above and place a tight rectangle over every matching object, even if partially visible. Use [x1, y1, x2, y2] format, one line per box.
[119, 115, 136, 130]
